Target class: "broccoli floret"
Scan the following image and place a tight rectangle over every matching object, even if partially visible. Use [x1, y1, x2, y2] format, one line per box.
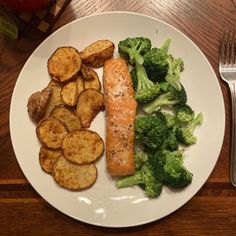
[174, 104, 194, 123]
[163, 112, 176, 128]
[118, 37, 160, 103]
[159, 81, 170, 92]
[134, 150, 148, 170]
[118, 37, 151, 65]
[143, 85, 187, 114]
[163, 150, 193, 188]
[162, 128, 179, 151]
[130, 68, 138, 90]
[116, 155, 164, 197]
[143, 39, 171, 82]
[165, 58, 184, 91]
[135, 111, 169, 150]
[176, 112, 203, 145]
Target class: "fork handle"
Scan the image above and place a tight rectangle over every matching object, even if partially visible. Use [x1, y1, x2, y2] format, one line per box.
[229, 82, 236, 186]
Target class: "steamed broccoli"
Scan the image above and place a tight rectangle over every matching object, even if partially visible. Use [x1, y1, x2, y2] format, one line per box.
[174, 104, 194, 123]
[116, 154, 164, 197]
[143, 38, 172, 82]
[134, 150, 148, 170]
[161, 127, 179, 152]
[165, 58, 184, 91]
[176, 112, 203, 145]
[135, 111, 169, 150]
[163, 112, 176, 128]
[130, 68, 138, 90]
[163, 150, 193, 188]
[143, 84, 187, 114]
[118, 37, 160, 103]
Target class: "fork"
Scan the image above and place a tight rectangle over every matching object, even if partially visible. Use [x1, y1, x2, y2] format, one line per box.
[219, 29, 236, 187]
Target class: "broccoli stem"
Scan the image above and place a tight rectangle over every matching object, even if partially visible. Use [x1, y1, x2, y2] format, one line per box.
[136, 62, 154, 90]
[188, 112, 203, 133]
[116, 171, 143, 188]
[143, 92, 177, 114]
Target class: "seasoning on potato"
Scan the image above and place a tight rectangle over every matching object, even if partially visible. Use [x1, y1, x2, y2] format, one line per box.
[44, 85, 64, 118]
[62, 130, 104, 165]
[52, 156, 97, 190]
[80, 39, 115, 67]
[76, 74, 85, 96]
[39, 147, 63, 173]
[36, 117, 68, 149]
[50, 105, 82, 132]
[48, 46, 82, 82]
[61, 81, 78, 106]
[76, 88, 104, 128]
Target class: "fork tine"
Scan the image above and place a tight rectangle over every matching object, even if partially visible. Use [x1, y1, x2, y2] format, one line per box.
[230, 30, 235, 64]
[220, 30, 227, 65]
[225, 29, 231, 64]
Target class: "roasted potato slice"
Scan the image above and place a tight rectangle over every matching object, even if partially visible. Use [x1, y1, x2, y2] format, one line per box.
[62, 130, 104, 165]
[39, 147, 63, 173]
[36, 117, 68, 149]
[84, 74, 101, 91]
[44, 85, 64, 117]
[76, 74, 84, 96]
[50, 105, 82, 132]
[27, 87, 52, 123]
[48, 46, 82, 82]
[47, 79, 61, 88]
[80, 40, 115, 67]
[81, 65, 101, 91]
[52, 156, 97, 190]
[81, 64, 96, 81]
[76, 89, 104, 128]
[61, 81, 78, 106]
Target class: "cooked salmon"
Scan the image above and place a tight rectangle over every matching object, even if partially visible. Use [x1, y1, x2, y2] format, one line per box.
[103, 58, 137, 176]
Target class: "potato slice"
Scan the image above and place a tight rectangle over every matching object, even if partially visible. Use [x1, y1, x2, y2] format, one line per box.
[62, 130, 104, 164]
[39, 147, 63, 173]
[50, 105, 81, 132]
[52, 156, 97, 190]
[36, 117, 68, 149]
[81, 64, 96, 81]
[27, 87, 52, 123]
[48, 46, 82, 82]
[76, 74, 84, 96]
[84, 74, 101, 91]
[44, 85, 64, 117]
[80, 40, 115, 67]
[82, 66, 101, 91]
[61, 81, 78, 106]
[76, 89, 104, 128]
[47, 79, 61, 88]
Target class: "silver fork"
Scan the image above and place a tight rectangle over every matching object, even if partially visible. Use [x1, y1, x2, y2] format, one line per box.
[219, 30, 236, 187]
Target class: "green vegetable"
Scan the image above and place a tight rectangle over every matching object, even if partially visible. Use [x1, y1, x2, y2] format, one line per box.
[174, 104, 195, 123]
[135, 111, 169, 151]
[165, 58, 184, 91]
[116, 153, 164, 197]
[134, 150, 148, 170]
[163, 150, 193, 188]
[176, 112, 203, 145]
[143, 39, 172, 82]
[143, 84, 187, 114]
[161, 127, 179, 152]
[118, 37, 160, 103]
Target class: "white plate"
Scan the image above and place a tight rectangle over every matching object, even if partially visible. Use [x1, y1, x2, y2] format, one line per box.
[10, 12, 225, 227]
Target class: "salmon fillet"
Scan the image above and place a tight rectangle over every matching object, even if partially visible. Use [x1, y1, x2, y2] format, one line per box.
[103, 58, 137, 176]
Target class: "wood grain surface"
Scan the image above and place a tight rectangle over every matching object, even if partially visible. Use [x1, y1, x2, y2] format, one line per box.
[0, 0, 236, 235]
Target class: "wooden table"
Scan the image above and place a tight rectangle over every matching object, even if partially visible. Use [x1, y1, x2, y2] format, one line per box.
[0, 0, 236, 234]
